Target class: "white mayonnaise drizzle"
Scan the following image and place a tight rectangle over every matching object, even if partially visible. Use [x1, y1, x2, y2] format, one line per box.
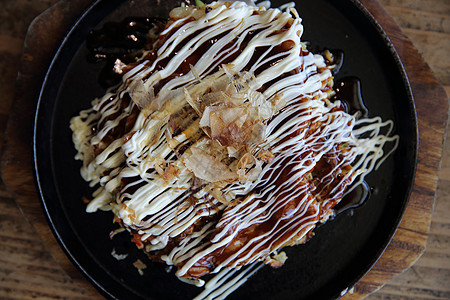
[70, 1, 398, 298]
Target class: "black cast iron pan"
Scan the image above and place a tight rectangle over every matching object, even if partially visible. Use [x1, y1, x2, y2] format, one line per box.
[33, 0, 418, 299]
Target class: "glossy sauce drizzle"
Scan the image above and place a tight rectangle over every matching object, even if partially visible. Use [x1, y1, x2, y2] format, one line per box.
[332, 75, 372, 212]
[87, 17, 165, 88]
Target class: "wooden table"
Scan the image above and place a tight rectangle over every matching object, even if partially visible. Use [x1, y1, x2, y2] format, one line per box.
[0, 0, 448, 299]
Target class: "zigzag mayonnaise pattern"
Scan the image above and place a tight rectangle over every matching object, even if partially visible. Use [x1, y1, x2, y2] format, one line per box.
[70, 0, 398, 290]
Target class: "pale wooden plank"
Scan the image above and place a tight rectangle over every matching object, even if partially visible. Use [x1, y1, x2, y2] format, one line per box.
[0, 278, 89, 300]
[414, 252, 450, 270]
[0, 263, 84, 295]
[382, 6, 450, 34]
[0, 257, 65, 278]
[436, 106, 450, 183]
[372, 285, 450, 299]
[429, 221, 450, 237]
[378, 0, 450, 15]
[420, 234, 450, 255]
[381, 266, 450, 292]
[0, 241, 60, 266]
[432, 179, 450, 224]
[368, 295, 436, 300]
[0, 243, 88, 298]
[402, 28, 450, 85]
[0, 196, 88, 299]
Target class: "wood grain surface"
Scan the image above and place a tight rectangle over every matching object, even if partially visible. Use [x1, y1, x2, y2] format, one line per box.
[0, 0, 448, 299]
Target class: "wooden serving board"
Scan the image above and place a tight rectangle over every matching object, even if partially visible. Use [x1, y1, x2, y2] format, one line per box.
[1, 0, 447, 299]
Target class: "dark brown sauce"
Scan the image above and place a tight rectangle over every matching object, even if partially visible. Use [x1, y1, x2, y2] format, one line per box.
[333, 76, 368, 118]
[334, 181, 370, 215]
[321, 49, 371, 213]
[329, 49, 344, 75]
[87, 17, 165, 88]
[331, 75, 371, 213]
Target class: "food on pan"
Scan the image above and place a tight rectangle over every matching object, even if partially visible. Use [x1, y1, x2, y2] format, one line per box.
[70, 0, 398, 295]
